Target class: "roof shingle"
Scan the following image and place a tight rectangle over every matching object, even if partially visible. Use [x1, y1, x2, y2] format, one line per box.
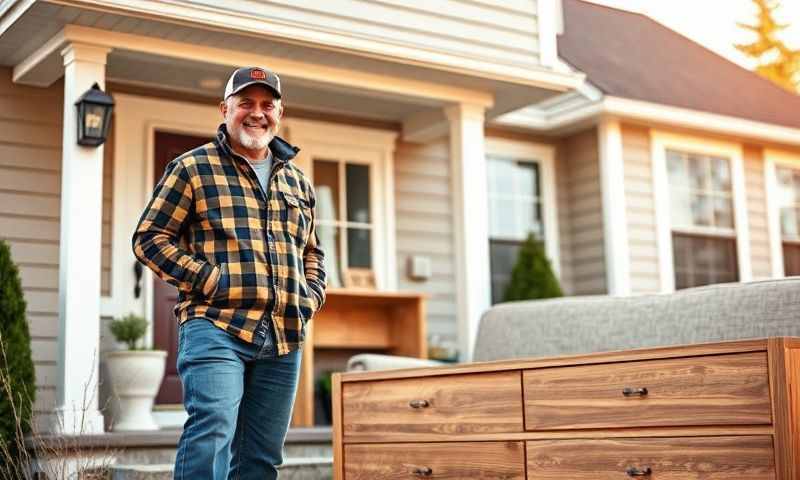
[558, 0, 800, 129]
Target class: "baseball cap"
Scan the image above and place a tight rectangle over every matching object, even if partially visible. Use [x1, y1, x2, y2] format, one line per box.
[223, 67, 282, 100]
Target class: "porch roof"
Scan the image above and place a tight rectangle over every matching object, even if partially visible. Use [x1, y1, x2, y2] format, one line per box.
[0, 0, 584, 121]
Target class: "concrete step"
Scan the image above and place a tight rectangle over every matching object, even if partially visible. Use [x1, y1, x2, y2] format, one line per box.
[107, 457, 333, 480]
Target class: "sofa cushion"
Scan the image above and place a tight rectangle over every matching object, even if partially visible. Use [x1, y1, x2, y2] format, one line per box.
[473, 278, 800, 362]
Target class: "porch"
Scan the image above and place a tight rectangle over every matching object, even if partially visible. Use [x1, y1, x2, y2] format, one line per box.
[30, 427, 333, 479]
[0, 0, 581, 436]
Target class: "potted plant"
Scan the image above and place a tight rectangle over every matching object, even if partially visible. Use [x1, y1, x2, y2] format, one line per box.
[104, 313, 166, 431]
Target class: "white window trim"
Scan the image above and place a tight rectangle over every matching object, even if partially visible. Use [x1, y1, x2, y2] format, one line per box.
[651, 130, 751, 292]
[282, 118, 398, 290]
[485, 137, 560, 278]
[764, 148, 800, 278]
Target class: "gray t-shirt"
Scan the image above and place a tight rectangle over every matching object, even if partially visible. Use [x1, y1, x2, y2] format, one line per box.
[248, 151, 273, 195]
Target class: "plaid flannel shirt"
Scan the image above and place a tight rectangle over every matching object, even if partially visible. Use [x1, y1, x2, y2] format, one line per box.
[132, 124, 326, 355]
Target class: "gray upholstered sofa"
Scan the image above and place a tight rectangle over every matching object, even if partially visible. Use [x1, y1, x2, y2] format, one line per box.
[346, 278, 800, 371]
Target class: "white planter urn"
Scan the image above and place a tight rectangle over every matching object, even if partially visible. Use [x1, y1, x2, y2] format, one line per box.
[104, 350, 167, 431]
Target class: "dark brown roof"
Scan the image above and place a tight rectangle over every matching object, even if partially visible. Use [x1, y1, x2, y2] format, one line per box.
[558, 0, 800, 129]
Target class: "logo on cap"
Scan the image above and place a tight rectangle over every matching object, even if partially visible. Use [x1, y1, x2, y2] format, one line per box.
[250, 69, 267, 80]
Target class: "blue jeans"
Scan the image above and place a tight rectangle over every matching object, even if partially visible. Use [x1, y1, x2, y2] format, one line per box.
[173, 319, 302, 480]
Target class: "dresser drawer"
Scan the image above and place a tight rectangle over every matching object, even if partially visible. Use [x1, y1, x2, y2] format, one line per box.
[343, 371, 522, 441]
[526, 436, 775, 479]
[523, 352, 771, 430]
[345, 441, 525, 480]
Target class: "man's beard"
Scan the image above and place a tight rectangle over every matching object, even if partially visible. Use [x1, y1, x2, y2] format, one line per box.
[226, 109, 277, 153]
[235, 125, 274, 151]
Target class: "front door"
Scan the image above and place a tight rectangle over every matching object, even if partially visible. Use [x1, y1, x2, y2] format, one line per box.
[153, 130, 211, 405]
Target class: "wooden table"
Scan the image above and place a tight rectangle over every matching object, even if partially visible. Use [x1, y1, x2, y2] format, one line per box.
[333, 337, 800, 479]
[290, 288, 427, 427]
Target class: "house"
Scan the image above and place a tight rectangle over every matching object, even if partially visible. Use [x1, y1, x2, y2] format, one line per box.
[0, 0, 798, 436]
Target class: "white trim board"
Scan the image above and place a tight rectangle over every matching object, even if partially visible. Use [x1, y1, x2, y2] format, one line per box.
[18, 24, 499, 107]
[650, 130, 752, 293]
[495, 95, 800, 149]
[764, 149, 800, 278]
[485, 136, 560, 279]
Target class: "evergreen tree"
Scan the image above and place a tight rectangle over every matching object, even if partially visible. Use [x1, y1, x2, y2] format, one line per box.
[503, 233, 563, 302]
[0, 240, 35, 452]
[736, 0, 800, 93]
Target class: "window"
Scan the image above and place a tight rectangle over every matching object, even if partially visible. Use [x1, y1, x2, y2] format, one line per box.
[667, 149, 738, 289]
[312, 159, 373, 289]
[487, 156, 544, 304]
[774, 166, 800, 276]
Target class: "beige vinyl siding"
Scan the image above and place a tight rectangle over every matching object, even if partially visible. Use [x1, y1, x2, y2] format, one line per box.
[0, 70, 63, 422]
[394, 140, 457, 343]
[161, 0, 542, 70]
[0, 68, 114, 424]
[558, 128, 607, 295]
[555, 141, 574, 294]
[744, 145, 772, 279]
[621, 125, 660, 293]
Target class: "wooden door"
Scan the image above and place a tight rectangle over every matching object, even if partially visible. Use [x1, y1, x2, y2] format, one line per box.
[153, 131, 211, 405]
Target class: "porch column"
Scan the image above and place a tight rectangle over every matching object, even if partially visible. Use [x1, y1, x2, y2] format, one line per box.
[55, 42, 110, 433]
[445, 103, 491, 363]
[598, 117, 631, 295]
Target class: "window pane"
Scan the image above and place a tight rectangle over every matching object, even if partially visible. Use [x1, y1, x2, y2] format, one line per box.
[672, 232, 738, 289]
[347, 227, 371, 268]
[711, 156, 731, 192]
[488, 157, 515, 194]
[691, 194, 712, 226]
[713, 195, 733, 228]
[667, 150, 688, 187]
[781, 207, 798, 238]
[783, 243, 800, 276]
[490, 196, 516, 238]
[519, 200, 543, 238]
[517, 162, 539, 197]
[316, 224, 342, 288]
[670, 188, 693, 227]
[489, 240, 521, 304]
[313, 160, 339, 221]
[346, 163, 370, 223]
[688, 154, 707, 190]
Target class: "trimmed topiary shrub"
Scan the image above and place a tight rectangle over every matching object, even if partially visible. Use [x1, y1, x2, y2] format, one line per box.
[0, 239, 35, 454]
[109, 313, 149, 350]
[503, 233, 563, 302]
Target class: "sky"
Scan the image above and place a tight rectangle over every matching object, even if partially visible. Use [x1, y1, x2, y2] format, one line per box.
[582, 0, 800, 68]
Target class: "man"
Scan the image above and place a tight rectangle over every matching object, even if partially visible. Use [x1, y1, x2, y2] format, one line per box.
[132, 66, 326, 480]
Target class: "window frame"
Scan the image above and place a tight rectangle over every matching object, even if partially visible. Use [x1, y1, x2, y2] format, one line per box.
[282, 118, 397, 290]
[485, 137, 560, 288]
[651, 131, 751, 292]
[765, 148, 800, 278]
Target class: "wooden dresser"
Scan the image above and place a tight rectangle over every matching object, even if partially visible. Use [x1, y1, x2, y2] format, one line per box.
[332, 338, 800, 479]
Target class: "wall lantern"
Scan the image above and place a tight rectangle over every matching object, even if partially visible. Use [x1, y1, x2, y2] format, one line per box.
[75, 82, 114, 147]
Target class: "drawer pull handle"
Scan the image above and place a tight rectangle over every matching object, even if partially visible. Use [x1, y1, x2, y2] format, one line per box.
[409, 399, 430, 409]
[411, 466, 433, 477]
[622, 387, 648, 397]
[626, 467, 652, 477]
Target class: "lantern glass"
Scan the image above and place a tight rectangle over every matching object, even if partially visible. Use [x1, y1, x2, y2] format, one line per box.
[83, 104, 106, 139]
[75, 83, 114, 147]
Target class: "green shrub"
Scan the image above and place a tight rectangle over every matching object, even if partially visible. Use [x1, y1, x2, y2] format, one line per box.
[109, 314, 148, 350]
[503, 233, 563, 302]
[0, 240, 35, 455]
